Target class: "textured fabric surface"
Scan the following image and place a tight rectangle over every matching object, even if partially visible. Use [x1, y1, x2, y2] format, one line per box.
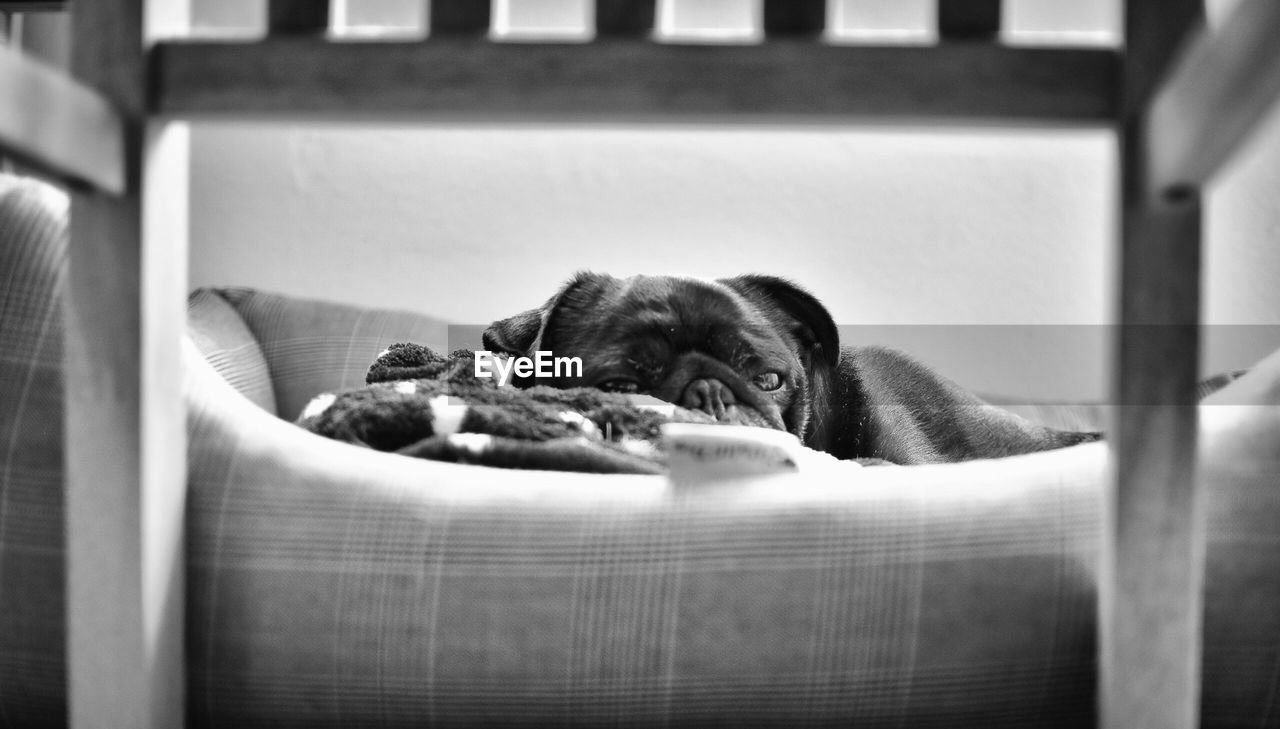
[181, 355, 1280, 728]
[184, 353, 1280, 729]
[218, 288, 450, 422]
[299, 343, 719, 474]
[187, 347, 1105, 728]
[188, 288, 278, 414]
[0, 176, 68, 726]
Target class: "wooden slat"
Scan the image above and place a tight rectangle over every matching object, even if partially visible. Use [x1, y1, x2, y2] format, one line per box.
[268, 0, 330, 34]
[1103, 2, 1207, 729]
[1146, 0, 1280, 199]
[14, 8, 70, 68]
[595, 0, 655, 36]
[430, 0, 490, 35]
[152, 39, 1118, 122]
[0, 46, 123, 191]
[1123, 0, 1203, 118]
[66, 0, 188, 727]
[938, 0, 1002, 40]
[762, 0, 826, 36]
[0, 1, 66, 9]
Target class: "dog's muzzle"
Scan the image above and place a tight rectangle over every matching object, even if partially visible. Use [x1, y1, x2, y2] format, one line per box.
[678, 377, 782, 430]
[681, 378, 735, 420]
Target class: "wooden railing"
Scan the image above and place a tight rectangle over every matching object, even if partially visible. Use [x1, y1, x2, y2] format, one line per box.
[0, 43, 122, 191]
[2, 1, 1280, 728]
[154, 0, 1117, 121]
[0, 1, 66, 10]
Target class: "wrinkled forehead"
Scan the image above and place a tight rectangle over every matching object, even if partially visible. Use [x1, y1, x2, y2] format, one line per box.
[607, 276, 791, 356]
[616, 275, 747, 319]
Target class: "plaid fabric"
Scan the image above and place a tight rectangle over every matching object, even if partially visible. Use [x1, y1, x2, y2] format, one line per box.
[188, 289, 278, 414]
[0, 176, 68, 726]
[3, 171, 1280, 726]
[1202, 455, 1280, 726]
[217, 288, 450, 422]
[186, 354, 1104, 727]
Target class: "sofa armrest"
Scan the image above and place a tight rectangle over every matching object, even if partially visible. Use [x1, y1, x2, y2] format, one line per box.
[189, 288, 278, 414]
[215, 288, 451, 421]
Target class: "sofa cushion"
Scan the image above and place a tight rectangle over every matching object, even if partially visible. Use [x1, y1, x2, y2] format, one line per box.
[217, 288, 450, 421]
[0, 176, 68, 726]
[188, 288, 278, 414]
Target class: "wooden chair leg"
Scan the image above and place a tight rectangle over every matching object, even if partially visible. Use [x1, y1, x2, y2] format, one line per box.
[66, 1, 190, 727]
[1104, 3, 1206, 728]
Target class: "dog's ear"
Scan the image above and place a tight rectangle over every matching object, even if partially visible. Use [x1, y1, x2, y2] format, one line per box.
[481, 306, 544, 356]
[719, 275, 841, 445]
[482, 271, 616, 357]
[719, 275, 840, 369]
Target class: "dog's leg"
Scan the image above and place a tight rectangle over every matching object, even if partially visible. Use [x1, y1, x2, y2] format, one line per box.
[841, 346, 1102, 464]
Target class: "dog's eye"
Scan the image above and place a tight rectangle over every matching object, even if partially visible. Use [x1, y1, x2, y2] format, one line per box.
[598, 379, 641, 394]
[753, 372, 784, 391]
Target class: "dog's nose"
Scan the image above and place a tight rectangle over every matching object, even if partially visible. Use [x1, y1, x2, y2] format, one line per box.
[680, 378, 737, 421]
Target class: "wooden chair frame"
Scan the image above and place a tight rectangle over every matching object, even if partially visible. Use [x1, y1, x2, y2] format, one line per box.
[3, 0, 1280, 726]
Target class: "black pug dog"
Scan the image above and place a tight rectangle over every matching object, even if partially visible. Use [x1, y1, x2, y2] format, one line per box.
[482, 272, 1100, 465]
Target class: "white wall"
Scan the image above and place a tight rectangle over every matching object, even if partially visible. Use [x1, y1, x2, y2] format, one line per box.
[187, 0, 1280, 400]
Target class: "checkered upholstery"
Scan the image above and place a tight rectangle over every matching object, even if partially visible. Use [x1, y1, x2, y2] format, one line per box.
[186, 343, 1110, 727]
[2, 172, 1279, 727]
[188, 289, 278, 414]
[216, 287, 450, 421]
[0, 176, 68, 726]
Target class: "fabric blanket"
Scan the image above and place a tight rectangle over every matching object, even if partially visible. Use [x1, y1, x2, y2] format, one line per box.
[298, 343, 1251, 475]
[297, 343, 719, 474]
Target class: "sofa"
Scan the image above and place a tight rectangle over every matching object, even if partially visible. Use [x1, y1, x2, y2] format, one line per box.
[2, 173, 1278, 727]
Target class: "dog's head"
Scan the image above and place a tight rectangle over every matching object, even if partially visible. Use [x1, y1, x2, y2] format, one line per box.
[482, 272, 840, 443]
